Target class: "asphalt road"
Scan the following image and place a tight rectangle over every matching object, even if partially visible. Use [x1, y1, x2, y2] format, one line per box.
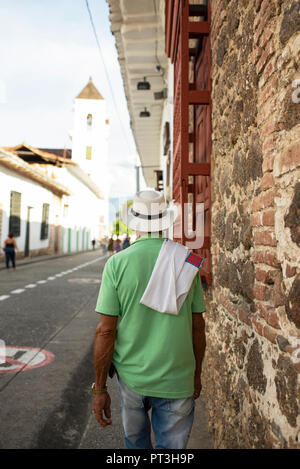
[0, 249, 213, 450]
[0, 250, 119, 449]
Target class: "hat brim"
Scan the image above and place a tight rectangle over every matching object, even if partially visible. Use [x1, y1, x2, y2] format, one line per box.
[121, 203, 178, 232]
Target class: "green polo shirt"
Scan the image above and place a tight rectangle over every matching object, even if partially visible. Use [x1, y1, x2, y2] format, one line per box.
[95, 235, 206, 398]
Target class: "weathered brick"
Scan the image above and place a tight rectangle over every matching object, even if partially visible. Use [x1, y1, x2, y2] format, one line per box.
[253, 229, 277, 247]
[238, 307, 252, 327]
[286, 264, 297, 278]
[272, 273, 286, 308]
[253, 283, 271, 301]
[256, 40, 275, 75]
[262, 209, 275, 226]
[266, 309, 281, 329]
[251, 190, 275, 212]
[259, 78, 278, 107]
[253, 249, 281, 267]
[252, 46, 263, 65]
[260, 172, 274, 190]
[259, 27, 273, 49]
[259, 57, 276, 89]
[250, 213, 262, 226]
[263, 325, 277, 343]
[255, 268, 269, 283]
[215, 292, 237, 319]
[254, 1, 273, 42]
[274, 140, 300, 176]
[262, 153, 275, 173]
[257, 303, 281, 329]
[257, 304, 280, 330]
[257, 97, 277, 126]
[261, 116, 278, 137]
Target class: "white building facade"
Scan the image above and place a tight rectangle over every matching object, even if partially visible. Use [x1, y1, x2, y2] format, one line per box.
[0, 143, 105, 261]
[0, 148, 69, 259]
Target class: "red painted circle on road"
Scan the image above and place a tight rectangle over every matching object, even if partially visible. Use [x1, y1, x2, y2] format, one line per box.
[0, 346, 55, 373]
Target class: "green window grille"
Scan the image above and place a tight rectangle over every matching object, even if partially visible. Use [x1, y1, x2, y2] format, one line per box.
[40, 203, 50, 240]
[9, 191, 21, 237]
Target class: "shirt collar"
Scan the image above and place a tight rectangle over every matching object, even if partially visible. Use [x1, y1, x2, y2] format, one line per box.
[132, 233, 165, 245]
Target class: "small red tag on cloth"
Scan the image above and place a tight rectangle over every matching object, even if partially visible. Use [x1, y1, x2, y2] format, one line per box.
[185, 253, 204, 269]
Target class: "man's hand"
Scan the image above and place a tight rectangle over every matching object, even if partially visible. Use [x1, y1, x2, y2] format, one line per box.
[193, 374, 202, 399]
[93, 392, 112, 427]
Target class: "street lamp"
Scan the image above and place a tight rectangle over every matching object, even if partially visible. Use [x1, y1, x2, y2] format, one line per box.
[139, 107, 151, 117]
[137, 77, 151, 90]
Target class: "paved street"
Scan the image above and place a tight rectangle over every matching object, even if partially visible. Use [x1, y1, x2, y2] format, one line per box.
[0, 250, 212, 450]
[0, 250, 112, 449]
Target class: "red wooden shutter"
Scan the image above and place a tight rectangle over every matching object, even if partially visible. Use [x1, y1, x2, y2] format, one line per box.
[165, 0, 212, 285]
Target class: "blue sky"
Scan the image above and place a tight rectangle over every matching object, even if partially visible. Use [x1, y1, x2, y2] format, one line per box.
[0, 0, 145, 198]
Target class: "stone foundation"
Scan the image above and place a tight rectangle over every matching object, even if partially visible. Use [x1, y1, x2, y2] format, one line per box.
[201, 0, 300, 449]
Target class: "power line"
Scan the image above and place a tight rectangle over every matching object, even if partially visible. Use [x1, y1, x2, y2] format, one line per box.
[85, 0, 134, 156]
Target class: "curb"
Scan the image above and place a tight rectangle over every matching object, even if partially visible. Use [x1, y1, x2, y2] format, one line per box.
[0, 249, 108, 271]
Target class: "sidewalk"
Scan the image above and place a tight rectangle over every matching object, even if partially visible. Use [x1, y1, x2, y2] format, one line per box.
[0, 248, 105, 271]
[79, 375, 213, 449]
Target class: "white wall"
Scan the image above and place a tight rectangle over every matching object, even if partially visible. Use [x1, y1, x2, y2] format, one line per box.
[0, 166, 55, 253]
[160, 61, 174, 200]
[58, 166, 104, 253]
[71, 98, 110, 196]
[0, 159, 106, 257]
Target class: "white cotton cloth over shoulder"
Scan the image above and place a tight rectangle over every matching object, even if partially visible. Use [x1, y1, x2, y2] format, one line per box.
[140, 239, 203, 315]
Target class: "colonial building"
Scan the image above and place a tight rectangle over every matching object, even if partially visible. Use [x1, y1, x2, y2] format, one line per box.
[0, 79, 109, 260]
[106, 0, 300, 449]
[0, 147, 70, 259]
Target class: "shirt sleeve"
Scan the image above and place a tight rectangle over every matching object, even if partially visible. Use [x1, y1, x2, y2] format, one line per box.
[191, 272, 206, 313]
[95, 258, 120, 316]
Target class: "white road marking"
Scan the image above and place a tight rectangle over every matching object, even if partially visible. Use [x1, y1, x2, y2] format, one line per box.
[0, 295, 10, 301]
[1, 255, 106, 299]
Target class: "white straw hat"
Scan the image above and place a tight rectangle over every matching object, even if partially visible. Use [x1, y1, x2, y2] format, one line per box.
[121, 190, 178, 232]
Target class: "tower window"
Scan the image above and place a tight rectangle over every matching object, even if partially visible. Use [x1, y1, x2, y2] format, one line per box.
[86, 146, 92, 160]
[87, 114, 92, 129]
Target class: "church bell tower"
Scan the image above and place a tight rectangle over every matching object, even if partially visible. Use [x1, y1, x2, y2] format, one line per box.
[71, 77, 109, 195]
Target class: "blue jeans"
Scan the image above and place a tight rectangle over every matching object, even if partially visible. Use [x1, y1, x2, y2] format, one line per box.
[5, 248, 15, 268]
[117, 373, 195, 449]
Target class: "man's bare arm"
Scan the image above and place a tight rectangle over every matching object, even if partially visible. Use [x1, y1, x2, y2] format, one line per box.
[93, 314, 118, 427]
[192, 313, 206, 399]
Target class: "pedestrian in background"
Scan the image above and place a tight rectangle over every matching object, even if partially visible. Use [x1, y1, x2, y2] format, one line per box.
[2, 232, 18, 269]
[122, 236, 130, 250]
[92, 190, 206, 450]
[114, 238, 121, 254]
[107, 237, 114, 257]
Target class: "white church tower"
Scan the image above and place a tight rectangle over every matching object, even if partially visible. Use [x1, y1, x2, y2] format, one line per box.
[71, 77, 110, 235]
